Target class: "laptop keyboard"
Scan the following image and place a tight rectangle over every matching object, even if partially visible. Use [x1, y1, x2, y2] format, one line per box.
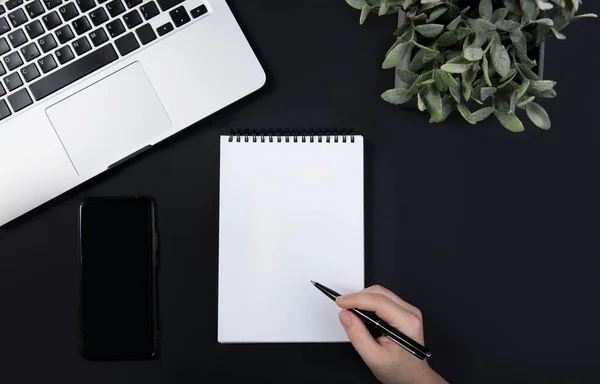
[0, 0, 209, 121]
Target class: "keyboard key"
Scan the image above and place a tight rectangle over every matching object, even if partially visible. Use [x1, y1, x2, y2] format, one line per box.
[43, 11, 62, 30]
[25, 20, 44, 39]
[72, 36, 91, 55]
[0, 62, 5, 76]
[3, 51, 23, 70]
[4, 72, 23, 91]
[59, 3, 79, 22]
[123, 10, 141, 29]
[125, 0, 142, 8]
[0, 17, 10, 36]
[37, 54, 57, 73]
[89, 27, 107, 46]
[106, 19, 124, 37]
[140, 1, 159, 20]
[20, 63, 40, 81]
[114, 32, 138, 55]
[169, 6, 189, 27]
[89, 7, 108, 26]
[8, 9, 28, 28]
[6, 0, 24, 11]
[38, 34, 58, 52]
[0, 99, 11, 120]
[106, 0, 125, 17]
[55, 45, 74, 63]
[98, 0, 108, 3]
[76, 0, 95, 13]
[8, 88, 33, 112]
[25, 0, 46, 19]
[20, 42, 40, 61]
[0, 5, 4, 17]
[29, 43, 118, 100]
[135, 23, 155, 45]
[156, 0, 183, 12]
[0, 83, 5, 96]
[55, 24, 74, 43]
[190, 4, 207, 18]
[156, 21, 172, 36]
[0, 37, 9, 55]
[44, 0, 63, 10]
[8, 29, 27, 48]
[72, 15, 91, 34]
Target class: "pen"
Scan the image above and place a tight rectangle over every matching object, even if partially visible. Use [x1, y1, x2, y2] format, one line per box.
[311, 281, 431, 360]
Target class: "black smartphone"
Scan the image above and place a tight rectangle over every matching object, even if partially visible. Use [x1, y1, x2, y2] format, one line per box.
[78, 197, 158, 360]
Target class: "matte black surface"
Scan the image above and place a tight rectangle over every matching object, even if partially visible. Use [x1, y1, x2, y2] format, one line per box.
[79, 198, 156, 359]
[1, 1, 599, 383]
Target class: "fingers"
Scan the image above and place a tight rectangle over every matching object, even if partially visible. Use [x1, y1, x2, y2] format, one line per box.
[336, 292, 422, 339]
[338, 310, 382, 365]
[362, 285, 421, 317]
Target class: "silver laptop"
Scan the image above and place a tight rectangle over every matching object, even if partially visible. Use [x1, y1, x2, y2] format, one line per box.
[0, 0, 264, 226]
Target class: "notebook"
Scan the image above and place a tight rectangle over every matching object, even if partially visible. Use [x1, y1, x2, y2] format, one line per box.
[218, 132, 364, 343]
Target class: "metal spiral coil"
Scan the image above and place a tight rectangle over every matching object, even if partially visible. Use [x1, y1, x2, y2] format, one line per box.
[228, 129, 355, 143]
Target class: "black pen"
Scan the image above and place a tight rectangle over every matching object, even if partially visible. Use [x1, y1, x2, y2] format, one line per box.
[311, 281, 431, 360]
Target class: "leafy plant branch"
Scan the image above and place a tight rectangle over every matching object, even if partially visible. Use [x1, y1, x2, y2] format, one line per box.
[346, 0, 596, 131]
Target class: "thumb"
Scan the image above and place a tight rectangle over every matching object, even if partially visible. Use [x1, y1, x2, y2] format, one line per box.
[339, 310, 382, 365]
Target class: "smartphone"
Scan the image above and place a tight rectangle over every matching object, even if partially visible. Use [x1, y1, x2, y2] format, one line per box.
[78, 197, 158, 360]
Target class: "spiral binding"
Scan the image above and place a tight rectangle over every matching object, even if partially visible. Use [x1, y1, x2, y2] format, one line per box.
[228, 129, 355, 143]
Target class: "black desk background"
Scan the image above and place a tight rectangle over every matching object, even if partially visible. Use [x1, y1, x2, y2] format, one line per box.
[2, 1, 599, 383]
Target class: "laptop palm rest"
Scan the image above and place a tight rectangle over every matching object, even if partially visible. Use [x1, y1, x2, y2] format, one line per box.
[46, 62, 172, 175]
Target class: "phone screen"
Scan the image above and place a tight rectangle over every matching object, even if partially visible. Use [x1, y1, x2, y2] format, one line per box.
[79, 197, 157, 359]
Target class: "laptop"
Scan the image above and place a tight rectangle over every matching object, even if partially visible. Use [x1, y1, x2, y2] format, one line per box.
[0, 0, 265, 226]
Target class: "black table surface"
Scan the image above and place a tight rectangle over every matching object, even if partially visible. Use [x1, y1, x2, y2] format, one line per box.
[2, 1, 600, 383]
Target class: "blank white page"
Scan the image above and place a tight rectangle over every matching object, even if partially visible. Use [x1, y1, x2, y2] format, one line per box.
[218, 135, 364, 343]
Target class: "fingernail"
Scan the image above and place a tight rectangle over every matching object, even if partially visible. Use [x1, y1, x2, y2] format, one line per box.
[339, 312, 352, 327]
[336, 296, 345, 302]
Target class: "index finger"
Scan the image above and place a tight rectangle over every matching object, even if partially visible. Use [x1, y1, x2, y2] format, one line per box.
[362, 285, 421, 317]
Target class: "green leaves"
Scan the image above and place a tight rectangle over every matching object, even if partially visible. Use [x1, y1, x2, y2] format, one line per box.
[415, 24, 445, 38]
[479, 0, 493, 20]
[424, 86, 443, 122]
[551, 28, 566, 39]
[345, 0, 367, 10]
[495, 109, 525, 132]
[396, 69, 419, 85]
[359, 4, 370, 25]
[473, 18, 496, 36]
[441, 63, 473, 74]
[536, 0, 554, 10]
[381, 88, 411, 105]
[437, 31, 458, 46]
[525, 102, 551, 129]
[481, 87, 497, 101]
[382, 41, 413, 69]
[457, 105, 494, 124]
[490, 39, 511, 77]
[344, 0, 595, 131]
[427, 7, 448, 23]
[521, 0, 537, 19]
[378, 0, 390, 16]
[464, 45, 484, 61]
[436, 70, 458, 87]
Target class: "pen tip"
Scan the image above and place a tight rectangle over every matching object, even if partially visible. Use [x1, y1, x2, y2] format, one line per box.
[310, 280, 316, 285]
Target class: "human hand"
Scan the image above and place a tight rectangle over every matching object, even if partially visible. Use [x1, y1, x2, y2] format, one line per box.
[336, 285, 447, 384]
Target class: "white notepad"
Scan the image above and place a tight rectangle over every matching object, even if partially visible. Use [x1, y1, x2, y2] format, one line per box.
[218, 134, 364, 343]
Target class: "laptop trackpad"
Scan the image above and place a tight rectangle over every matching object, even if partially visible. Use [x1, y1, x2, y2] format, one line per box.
[46, 62, 172, 175]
